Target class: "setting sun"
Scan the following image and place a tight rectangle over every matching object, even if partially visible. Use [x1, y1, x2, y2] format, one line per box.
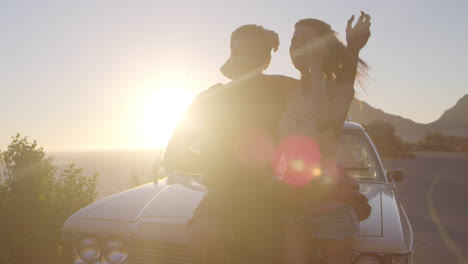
[134, 78, 197, 149]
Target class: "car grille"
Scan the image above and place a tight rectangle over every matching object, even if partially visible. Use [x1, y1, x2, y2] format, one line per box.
[129, 240, 193, 264]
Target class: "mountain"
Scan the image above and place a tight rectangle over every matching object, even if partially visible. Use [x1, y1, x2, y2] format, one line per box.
[349, 94, 468, 142]
[427, 94, 468, 133]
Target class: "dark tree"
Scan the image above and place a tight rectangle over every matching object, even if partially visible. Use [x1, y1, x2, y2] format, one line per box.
[363, 121, 412, 158]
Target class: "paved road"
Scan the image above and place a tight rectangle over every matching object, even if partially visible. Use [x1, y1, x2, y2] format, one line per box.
[383, 152, 468, 264]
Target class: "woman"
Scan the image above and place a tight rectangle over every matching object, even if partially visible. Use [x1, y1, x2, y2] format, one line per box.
[275, 12, 372, 264]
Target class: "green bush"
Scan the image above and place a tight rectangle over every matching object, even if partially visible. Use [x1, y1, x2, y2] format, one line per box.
[0, 134, 98, 264]
[363, 121, 413, 159]
[417, 132, 468, 152]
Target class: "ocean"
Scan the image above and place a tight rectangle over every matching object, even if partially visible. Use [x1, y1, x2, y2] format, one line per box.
[47, 149, 162, 199]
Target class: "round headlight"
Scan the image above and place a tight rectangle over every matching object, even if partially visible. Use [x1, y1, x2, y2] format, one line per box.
[76, 235, 101, 263]
[354, 254, 384, 264]
[103, 237, 128, 264]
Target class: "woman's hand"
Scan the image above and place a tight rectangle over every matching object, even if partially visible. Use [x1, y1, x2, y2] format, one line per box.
[346, 11, 371, 52]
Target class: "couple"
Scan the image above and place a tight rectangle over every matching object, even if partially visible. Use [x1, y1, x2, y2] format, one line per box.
[164, 12, 372, 264]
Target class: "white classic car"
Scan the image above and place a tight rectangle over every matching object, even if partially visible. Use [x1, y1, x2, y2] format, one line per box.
[61, 122, 413, 264]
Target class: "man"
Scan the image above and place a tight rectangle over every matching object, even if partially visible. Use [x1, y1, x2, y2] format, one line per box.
[163, 25, 297, 264]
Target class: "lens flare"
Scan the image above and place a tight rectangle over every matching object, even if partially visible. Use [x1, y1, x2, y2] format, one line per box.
[273, 136, 321, 187]
[291, 159, 305, 171]
[233, 127, 274, 168]
[311, 167, 322, 177]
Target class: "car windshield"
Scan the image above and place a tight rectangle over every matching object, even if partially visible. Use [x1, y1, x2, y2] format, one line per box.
[167, 130, 386, 185]
[337, 130, 385, 182]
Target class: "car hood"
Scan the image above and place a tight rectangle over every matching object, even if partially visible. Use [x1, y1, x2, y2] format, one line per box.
[62, 178, 204, 235]
[355, 182, 382, 237]
[353, 182, 412, 254]
[72, 180, 384, 224]
[64, 178, 410, 252]
[86, 180, 204, 221]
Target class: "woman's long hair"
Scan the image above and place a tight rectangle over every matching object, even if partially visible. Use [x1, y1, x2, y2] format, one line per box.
[294, 19, 369, 88]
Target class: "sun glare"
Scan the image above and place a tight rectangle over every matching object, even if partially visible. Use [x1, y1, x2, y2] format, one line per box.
[135, 79, 196, 149]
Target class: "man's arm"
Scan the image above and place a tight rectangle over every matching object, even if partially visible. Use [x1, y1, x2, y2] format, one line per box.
[163, 100, 204, 174]
[162, 83, 222, 174]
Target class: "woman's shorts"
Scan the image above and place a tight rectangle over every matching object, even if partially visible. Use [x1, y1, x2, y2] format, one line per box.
[284, 204, 360, 240]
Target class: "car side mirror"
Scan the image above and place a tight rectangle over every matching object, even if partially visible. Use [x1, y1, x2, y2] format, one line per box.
[387, 170, 404, 183]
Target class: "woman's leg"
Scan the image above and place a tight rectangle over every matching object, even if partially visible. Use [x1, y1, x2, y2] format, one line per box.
[319, 237, 354, 264]
[281, 220, 319, 264]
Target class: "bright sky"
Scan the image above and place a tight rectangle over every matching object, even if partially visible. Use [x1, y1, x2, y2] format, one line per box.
[1, 0, 467, 151]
